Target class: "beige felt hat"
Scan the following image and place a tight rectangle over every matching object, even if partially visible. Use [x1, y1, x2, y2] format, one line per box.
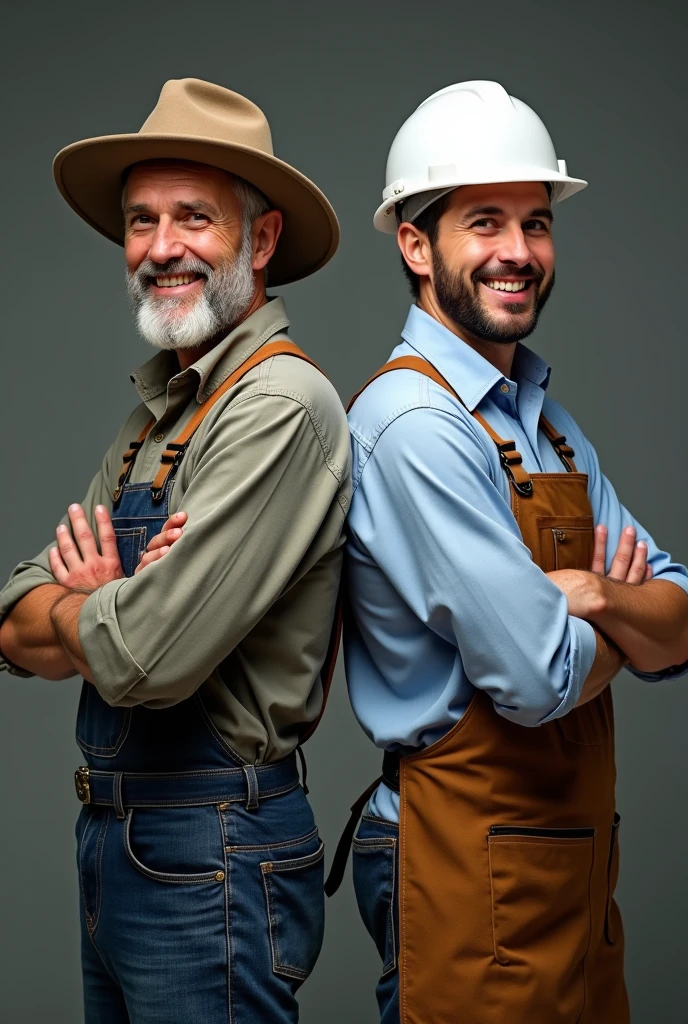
[53, 78, 339, 286]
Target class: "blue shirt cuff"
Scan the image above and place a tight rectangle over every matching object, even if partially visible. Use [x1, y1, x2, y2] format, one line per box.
[538, 616, 598, 723]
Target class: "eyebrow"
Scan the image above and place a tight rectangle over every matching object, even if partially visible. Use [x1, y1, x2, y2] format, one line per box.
[462, 205, 554, 223]
[123, 199, 220, 217]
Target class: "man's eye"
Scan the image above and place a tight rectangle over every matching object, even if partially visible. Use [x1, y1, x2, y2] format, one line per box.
[471, 218, 497, 229]
[189, 213, 209, 223]
[524, 219, 549, 231]
[131, 215, 153, 226]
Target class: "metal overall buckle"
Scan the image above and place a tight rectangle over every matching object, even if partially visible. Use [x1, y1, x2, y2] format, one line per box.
[74, 766, 91, 804]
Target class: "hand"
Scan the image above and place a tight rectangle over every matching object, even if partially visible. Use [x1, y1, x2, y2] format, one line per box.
[49, 504, 124, 594]
[547, 525, 651, 619]
[591, 524, 652, 584]
[135, 511, 188, 575]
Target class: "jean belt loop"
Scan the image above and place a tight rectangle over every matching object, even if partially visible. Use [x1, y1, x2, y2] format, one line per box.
[242, 764, 259, 811]
[113, 772, 125, 820]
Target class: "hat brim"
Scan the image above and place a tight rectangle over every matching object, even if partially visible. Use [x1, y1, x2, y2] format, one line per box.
[53, 134, 340, 286]
[373, 170, 588, 233]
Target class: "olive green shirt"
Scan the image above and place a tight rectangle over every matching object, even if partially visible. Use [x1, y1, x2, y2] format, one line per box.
[0, 298, 351, 763]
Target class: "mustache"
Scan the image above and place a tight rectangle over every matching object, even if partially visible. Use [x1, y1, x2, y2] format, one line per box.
[472, 264, 545, 285]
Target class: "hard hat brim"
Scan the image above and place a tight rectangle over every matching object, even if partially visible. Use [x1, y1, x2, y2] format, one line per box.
[373, 171, 588, 234]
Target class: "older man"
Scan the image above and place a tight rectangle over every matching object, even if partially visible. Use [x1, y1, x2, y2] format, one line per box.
[330, 82, 688, 1023]
[0, 79, 350, 1023]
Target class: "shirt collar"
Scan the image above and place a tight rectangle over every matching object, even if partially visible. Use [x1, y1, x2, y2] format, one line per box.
[130, 296, 291, 404]
[400, 304, 550, 412]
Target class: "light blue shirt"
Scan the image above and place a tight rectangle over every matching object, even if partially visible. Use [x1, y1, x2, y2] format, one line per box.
[345, 305, 688, 822]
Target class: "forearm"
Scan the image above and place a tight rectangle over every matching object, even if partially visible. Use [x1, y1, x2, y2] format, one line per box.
[0, 585, 76, 679]
[49, 591, 92, 681]
[591, 579, 688, 673]
[575, 628, 624, 707]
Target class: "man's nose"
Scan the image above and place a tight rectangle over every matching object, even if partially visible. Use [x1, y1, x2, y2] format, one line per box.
[148, 219, 186, 264]
[495, 226, 533, 269]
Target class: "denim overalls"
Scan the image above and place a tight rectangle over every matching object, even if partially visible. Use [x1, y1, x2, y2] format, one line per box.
[76, 342, 328, 1024]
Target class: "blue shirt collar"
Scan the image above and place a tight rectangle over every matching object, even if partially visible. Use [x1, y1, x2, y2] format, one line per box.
[400, 305, 551, 412]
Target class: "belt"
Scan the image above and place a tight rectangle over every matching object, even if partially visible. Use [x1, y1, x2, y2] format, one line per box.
[74, 752, 300, 813]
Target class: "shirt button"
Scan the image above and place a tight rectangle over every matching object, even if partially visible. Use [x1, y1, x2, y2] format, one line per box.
[153, 433, 164, 443]
[500, 383, 510, 394]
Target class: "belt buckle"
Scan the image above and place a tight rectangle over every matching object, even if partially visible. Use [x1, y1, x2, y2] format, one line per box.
[74, 766, 91, 804]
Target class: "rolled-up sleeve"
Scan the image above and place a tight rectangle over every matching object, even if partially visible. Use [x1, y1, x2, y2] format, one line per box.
[79, 389, 345, 707]
[0, 450, 115, 677]
[350, 406, 597, 727]
[570, 415, 688, 682]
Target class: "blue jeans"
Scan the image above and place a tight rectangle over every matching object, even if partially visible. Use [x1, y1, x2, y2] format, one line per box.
[352, 814, 400, 1024]
[77, 783, 325, 1023]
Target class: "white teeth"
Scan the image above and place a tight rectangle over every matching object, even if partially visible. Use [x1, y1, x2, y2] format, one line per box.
[155, 274, 197, 288]
[485, 280, 528, 292]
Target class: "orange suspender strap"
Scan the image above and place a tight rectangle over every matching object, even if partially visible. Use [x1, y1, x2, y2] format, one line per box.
[148, 341, 322, 500]
[539, 414, 578, 473]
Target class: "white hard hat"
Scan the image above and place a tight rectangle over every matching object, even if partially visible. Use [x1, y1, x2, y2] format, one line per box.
[374, 80, 587, 234]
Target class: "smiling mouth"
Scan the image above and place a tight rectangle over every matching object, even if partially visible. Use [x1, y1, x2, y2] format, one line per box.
[481, 279, 533, 293]
[152, 273, 204, 288]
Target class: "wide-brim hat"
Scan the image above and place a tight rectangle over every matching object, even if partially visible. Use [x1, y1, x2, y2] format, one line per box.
[53, 78, 339, 286]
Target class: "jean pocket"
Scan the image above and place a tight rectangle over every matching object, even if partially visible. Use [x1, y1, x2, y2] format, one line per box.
[261, 839, 325, 980]
[352, 835, 398, 975]
[123, 809, 226, 885]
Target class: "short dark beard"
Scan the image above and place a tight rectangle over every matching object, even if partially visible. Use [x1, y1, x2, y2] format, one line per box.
[433, 249, 555, 345]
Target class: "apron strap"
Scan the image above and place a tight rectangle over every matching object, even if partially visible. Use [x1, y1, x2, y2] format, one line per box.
[348, 356, 534, 497]
[539, 414, 578, 472]
[324, 775, 383, 897]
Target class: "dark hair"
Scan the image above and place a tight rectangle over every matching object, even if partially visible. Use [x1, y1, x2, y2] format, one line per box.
[397, 182, 553, 299]
[397, 193, 453, 298]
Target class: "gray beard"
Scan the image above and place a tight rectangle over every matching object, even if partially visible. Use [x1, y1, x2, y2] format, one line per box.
[125, 231, 255, 351]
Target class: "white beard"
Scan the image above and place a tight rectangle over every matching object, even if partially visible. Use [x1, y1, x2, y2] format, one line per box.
[126, 230, 255, 351]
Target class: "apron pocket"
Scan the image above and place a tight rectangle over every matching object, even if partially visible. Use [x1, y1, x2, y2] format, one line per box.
[535, 515, 594, 572]
[488, 825, 594, 974]
[261, 840, 325, 980]
[605, 813, 621, 944]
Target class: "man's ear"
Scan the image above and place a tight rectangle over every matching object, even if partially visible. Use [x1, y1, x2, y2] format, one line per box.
[252, 210, 283, 271]
[397, 222, 433, 284]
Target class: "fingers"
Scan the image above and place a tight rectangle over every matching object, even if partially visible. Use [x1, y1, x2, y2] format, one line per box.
[146, 527, 184, 554]
[591, 525, 607, 574]
[95, 505, 120, 561]
[135, 546, 170, 575]
[646, 563, 653, 581]
[48, 544, 69, 586]
[625, 540, 648, 585]
[608, 526, 637, 581]
[55, 520, 84, 572]
[163, 511, 188, 531]
[68, 504, 99, 560]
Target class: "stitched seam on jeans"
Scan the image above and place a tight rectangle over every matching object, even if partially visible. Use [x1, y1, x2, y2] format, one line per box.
[382, 837, 398, 976]
[352, 838, 396, 850]
[225, 827, 318, 853]
[78, 812, 97, 933]
[89, 811, 109, 935]
[122, 810, 223, 885]
[217, 805, 234, 1024]
[259, 841, 325, 874]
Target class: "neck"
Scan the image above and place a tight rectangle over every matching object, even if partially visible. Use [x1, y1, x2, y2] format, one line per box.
[417, 290, 516, 380]
[175, 285, 268, 371]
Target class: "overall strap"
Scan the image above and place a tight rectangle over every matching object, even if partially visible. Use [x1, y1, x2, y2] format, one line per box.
[349, 356, 534, 497]
[539, 415, 578, 473]
[113, 419, 155, 503]
[150, 340, 323, 500]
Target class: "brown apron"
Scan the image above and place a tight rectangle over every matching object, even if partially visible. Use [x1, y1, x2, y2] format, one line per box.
[348, 357, 628, 1024]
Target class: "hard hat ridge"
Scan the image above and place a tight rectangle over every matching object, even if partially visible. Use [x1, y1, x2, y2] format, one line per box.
[374, 80, 587, 233]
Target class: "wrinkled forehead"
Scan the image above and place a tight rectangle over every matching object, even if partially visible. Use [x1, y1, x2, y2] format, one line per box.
[123, 159, 234, 198]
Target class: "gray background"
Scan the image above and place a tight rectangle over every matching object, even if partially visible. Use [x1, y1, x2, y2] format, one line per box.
[1, 0, 686, 1020]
